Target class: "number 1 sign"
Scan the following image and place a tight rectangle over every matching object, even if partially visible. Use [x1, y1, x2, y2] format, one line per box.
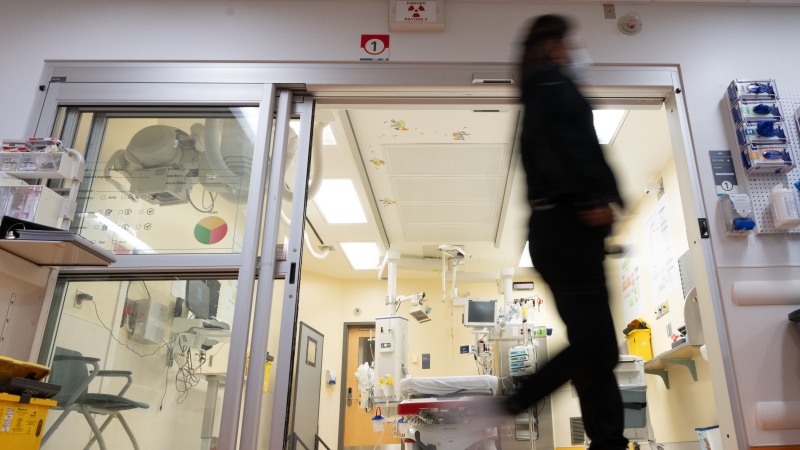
[360, 34, 390, 61]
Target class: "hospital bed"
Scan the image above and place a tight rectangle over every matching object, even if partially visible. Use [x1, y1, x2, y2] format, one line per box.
[397, 375, 502, 450]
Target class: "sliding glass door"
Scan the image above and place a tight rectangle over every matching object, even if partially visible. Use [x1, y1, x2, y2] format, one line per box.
[34, 79, 313, 450]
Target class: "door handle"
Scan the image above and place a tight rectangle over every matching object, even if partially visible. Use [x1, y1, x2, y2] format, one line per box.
[347, 387, 353, 407]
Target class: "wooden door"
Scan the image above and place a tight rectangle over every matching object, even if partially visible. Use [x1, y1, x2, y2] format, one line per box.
[343, 326, 400, 447]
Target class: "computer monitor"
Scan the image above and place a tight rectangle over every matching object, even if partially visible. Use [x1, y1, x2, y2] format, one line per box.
[185, 280, 221, 320]
[464, 299, 498, 327]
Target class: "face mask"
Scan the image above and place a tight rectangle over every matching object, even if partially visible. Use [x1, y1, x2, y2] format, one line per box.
[564, 47, 592, 84]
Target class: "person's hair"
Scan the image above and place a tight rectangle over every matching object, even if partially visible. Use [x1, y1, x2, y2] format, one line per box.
[520, 15, 571, 79]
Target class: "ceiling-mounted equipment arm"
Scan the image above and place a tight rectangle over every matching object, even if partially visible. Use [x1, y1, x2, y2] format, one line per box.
[438, 244, 470, 303]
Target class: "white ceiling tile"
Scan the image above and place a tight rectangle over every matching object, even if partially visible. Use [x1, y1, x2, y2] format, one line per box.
[392, 177, 503, 202]
[385, 144, 507, 175]
[399, 203, 498, 224]
[404, 224, 495, 243]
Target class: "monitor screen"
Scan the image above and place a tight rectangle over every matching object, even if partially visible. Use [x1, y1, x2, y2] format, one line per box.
[464, 299, 497, 326]
[185, 280, 221, 320]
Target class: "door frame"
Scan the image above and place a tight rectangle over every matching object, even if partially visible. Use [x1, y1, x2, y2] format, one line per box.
[339, 322, 377, 450]
[29, 61, 742, 449]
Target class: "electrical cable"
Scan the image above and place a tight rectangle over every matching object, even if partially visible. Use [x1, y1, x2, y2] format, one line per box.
[174, 340, 208, 404]
[372, 415, 387, 450]
[187, 187, 215, 213]
[201, 189, 217, 211]
[158, 333, 180, 412]
[86, 298, 168, 358]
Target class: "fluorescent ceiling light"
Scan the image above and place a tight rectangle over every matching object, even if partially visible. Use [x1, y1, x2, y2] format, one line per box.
[593, 110, 626, 145]
[340, 242, 380, 270]
[322, 124, 337, 145]
[519, 241, 533, 268]
[314, 179, 367, 224]
[288, 121, 337, 146]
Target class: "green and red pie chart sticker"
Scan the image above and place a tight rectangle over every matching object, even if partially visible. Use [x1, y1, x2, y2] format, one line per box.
[194, 216, 228, 245]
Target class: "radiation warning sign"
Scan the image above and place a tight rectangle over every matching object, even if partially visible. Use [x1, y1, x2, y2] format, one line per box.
[395, 1, 437, 23]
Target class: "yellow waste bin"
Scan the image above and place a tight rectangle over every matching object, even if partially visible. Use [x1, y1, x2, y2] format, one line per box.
[626, 329, 653, 360]
[0, 393, 57, 449]
[0, 355, 58, 450]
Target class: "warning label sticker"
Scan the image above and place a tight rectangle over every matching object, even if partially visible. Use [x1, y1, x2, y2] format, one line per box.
[395, 0, 437, 22]
[2, 407, 13, 433]
[1, 407, 39, 435]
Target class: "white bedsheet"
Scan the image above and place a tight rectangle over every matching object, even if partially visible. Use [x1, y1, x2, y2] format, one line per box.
[400, 375, 498, 398]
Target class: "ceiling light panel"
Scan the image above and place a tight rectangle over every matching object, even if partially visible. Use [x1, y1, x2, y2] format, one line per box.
[593, 110, 626, 145]
[339, 242, 380, 270]
[288, 121, 337, 146]
[519, 241, 533, 268]
[322, 124, 337, 145]
[313, 179, 367, 224]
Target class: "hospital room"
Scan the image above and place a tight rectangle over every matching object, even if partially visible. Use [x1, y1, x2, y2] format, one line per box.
[35, 97, 720, 450]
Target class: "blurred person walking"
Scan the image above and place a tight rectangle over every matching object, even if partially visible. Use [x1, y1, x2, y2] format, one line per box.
[508, 14, 628, 450]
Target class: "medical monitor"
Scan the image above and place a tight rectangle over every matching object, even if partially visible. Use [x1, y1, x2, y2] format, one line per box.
[185, 280, 221, 320]
[464, 299, 498, 327]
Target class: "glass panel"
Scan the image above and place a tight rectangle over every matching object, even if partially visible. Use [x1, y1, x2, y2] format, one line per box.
[42, 277, 240, 450]
[72, 112, 94, 155]
[62, 107, 260, 254]
[358, 336, 375, 366]
[277, 118, 302, 254]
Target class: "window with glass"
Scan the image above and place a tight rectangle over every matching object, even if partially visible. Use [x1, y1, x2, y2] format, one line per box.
[41, 277, 240, 450]
[54, 107, 260, 254]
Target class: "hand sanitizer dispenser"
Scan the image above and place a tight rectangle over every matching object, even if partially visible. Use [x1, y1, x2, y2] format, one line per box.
[720, 194, 755, 236]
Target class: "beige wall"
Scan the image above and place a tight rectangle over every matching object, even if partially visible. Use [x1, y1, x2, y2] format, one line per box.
[608, 157, 718, 443]
[43, 279, 213, 450]
[288, 265, 600, 448]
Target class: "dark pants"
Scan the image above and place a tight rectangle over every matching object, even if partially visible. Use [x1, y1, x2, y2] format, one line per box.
[509, 203, 628, 450]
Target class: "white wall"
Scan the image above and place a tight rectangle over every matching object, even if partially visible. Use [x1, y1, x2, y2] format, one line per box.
[3, 1, 800, 447]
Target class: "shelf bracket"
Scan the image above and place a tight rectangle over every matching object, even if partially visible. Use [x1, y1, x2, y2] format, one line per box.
[645, 369, 670, 389]
[662, 358, 698, 381]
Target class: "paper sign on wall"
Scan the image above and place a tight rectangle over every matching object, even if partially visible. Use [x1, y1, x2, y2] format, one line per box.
[709, 150, 740, 196]
[395, 1, 437, 23]
[360, 34, 390, 61]
[643, 198, 681, 303]
[620, 242, 644, 323]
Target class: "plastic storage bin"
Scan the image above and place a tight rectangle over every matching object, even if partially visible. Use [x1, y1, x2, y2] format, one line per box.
[614, 355, 645, 386]
[0, 393, 57, 449]
[620, 385, 647, 429]
[696, 425, 722, 450]
[626, 329, 653, 361]
[0, 356, 58, 450]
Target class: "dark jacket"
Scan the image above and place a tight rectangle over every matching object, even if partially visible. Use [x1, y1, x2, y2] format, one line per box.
[520, 64, 623, 210]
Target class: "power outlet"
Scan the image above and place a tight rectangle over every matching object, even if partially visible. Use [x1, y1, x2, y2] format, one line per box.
[654, 301, 670, 319]
[603, 4, 616, 19]
[74, 289, 91, 309]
